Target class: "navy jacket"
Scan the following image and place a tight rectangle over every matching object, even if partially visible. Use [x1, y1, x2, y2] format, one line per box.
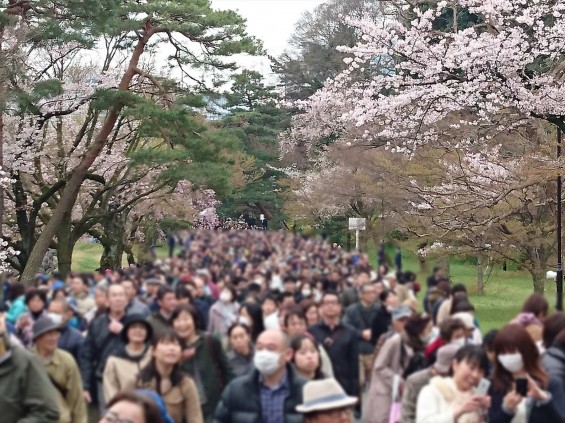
[58, 325, 84, 363]
[488, 377, 565, 423]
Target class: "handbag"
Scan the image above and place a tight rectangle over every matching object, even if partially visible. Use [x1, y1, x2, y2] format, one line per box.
[389, 374, 402, 423]
[389, 401, 402, 423]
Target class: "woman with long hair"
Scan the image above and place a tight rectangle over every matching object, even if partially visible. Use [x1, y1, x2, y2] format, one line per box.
[416, 345, 490, 423]
[290, 334, 324, 380]
[238, 302, 264, 342]
[172, 304, 233, 422]
[132, 332, 203, 423]
[489, 324, 565, 423]
[365, 313, 432, 423]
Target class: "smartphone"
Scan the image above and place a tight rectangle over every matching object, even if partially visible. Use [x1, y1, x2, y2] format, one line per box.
[475, 378, 491, 396]
[516, 377, 528, 396]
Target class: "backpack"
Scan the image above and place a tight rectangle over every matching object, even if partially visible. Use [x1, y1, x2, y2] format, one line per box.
[402, 352, 427, 379]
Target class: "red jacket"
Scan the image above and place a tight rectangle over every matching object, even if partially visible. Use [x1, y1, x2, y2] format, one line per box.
[424, 337, 445, 360]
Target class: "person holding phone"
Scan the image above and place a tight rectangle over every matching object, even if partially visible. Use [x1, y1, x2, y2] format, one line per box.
[416, 345, 490, 423]
[488, 324, 565, 423]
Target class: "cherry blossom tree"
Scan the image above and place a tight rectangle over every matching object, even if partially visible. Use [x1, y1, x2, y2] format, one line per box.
[0, 165, 17, 271]
[285, 0, 565, 292]
[1, 0, 260, 282]
[289, 0, 565, 152]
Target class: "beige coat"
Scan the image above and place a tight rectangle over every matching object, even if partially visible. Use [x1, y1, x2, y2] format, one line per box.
[364, 333, 414, 423]
[103, 347, 152, 403]
[34, 348, 87, 423]
[133, 376, 203, 423]
[416, 376, 482, 423]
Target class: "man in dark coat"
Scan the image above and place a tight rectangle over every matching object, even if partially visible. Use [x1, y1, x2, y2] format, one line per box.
[214, 329, 306, 423]
[79, 283, 127, 412]
[309, 292, 359, 400]
[343, 282, 380, 388]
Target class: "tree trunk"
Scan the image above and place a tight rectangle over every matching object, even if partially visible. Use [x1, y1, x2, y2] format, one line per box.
[56, 212, 73, 277]
[417, 241, 428, 273]
[99, 212, 126, 270]
[19, 28, 154, 285]
[100, 241, 124, 270]
[254, 202, 272, 220]
[532, 269, 546, 294]
[439, 255, 451, 280]
[476, 255, 485, 296]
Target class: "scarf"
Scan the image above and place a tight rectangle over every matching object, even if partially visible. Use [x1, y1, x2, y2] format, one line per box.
[430, 376, 482, 423]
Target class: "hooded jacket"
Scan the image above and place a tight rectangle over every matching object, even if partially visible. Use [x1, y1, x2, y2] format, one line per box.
[103, 345, 153, 402]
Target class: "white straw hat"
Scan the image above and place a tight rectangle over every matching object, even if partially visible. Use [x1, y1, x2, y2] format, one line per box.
[296, 378, 358, 414]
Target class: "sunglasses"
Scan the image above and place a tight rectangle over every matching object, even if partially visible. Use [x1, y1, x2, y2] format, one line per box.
[101, 411, 134, 423]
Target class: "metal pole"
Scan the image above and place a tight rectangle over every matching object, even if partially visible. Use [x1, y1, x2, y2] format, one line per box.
[355, 229, 360, 251]
[557, 128, 563, 311]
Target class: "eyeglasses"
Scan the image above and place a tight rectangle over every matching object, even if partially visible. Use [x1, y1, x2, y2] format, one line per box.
[101, 411, 134, 423]
[322, 300, 339, 306]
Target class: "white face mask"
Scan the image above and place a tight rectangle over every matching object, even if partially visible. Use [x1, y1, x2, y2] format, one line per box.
[220, 291, 232, 303]
[48, 313, 63, 325]
[253, 350, 282, 375]
[301, 289, 312, 297]
[420, 332, 433, 345]
[498, 353, 524, 373]
[450, 337, 466, 348]
[238, 316, 250, 326]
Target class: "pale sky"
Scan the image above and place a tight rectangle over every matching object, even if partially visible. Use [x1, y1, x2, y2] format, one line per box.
[212, 0, 329, 56]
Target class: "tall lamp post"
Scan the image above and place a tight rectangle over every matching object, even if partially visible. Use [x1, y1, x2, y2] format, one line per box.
[557, 128, 563, 311]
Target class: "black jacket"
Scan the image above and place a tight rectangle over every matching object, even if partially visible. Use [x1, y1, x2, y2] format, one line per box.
[308, 321, 359, 397]
[343, 302, 381, 354]
[542, 346, 565, 388]
[371, 307, 392, 344]
[58, 325, 84, 363]
[79, 313, 126, 390]
[214, 364, 305, 423]
[488, 376, 565, 423]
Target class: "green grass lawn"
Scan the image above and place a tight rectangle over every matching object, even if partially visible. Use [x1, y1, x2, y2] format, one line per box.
[373, 241, 558, 333]
[74, 239, 558, 333]
[72, 243, 170, 271]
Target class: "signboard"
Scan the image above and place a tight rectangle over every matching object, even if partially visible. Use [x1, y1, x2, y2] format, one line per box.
[348, 218, 366, 231]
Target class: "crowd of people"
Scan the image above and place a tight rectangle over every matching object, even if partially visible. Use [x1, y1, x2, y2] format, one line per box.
[1, 230, 565, 423]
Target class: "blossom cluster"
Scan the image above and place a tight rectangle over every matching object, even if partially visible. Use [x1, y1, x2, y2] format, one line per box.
[289, 0, 565, 153]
